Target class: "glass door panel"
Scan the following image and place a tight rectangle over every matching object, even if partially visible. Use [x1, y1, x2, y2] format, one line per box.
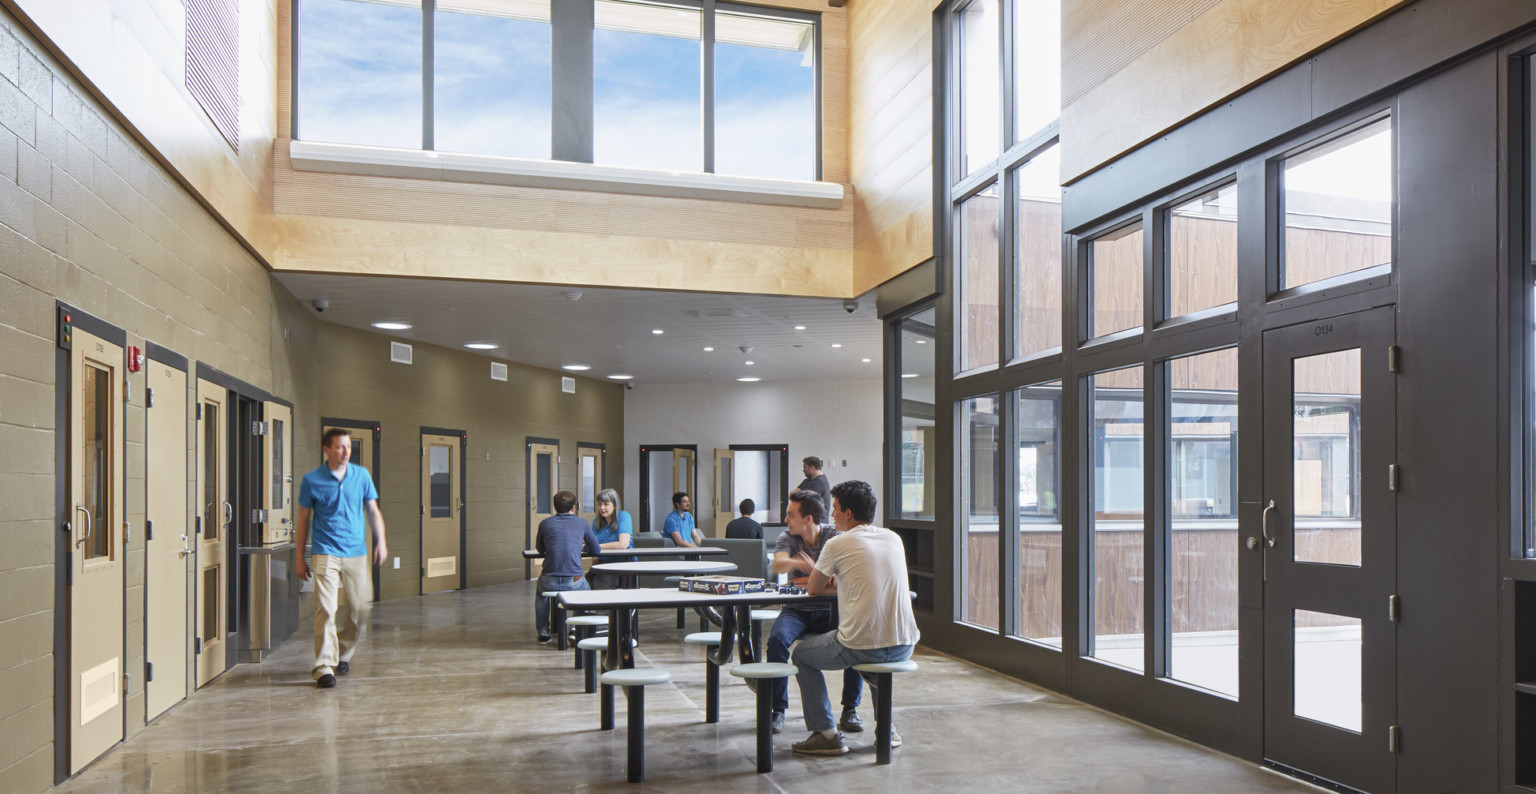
[1261, 307, 1395, 793]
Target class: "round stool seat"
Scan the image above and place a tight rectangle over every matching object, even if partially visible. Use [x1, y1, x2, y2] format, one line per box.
[729, 662, 798, 680]
[852, 659, 919, 675]
[683, 632, 722, 646]
[600, 668, 671, 687]
[566, 615, 607, 626]
[749, 610, 779, 621]
[662, 576, 683, 583]
[578, 636, 637, 649]
[542, 591, 560, 597]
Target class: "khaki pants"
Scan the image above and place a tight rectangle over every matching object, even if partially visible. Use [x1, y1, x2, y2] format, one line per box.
[312, 553, 372, 679]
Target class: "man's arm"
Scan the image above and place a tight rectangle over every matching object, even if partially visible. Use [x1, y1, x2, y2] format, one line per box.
[771, 550, 796, 576]
[366, 500, 388, 566]
[294, 506, 312, 580]
[584, 526, 603, 555]
[807, 567, 836, 595]
[668, 515, 700, 547]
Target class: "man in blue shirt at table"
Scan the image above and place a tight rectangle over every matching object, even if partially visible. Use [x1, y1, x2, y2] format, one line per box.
[535, 489, 602, 643]
[295, 428, 388, 689]
[664, 491, 702, 547]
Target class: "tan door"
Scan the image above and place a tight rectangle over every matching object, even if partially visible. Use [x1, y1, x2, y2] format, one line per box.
[674, 447, 696, 538]
[577, 445, 603, 524]
[145, 359, 189, 721]
[713, 448, 734, 533]
[322, 425, 377, 600]
[528, 441, 558, 577]
[195, 378, 229, 687]
[262, 402, 293, 545]
[68, 328, 126, 772]
[421, 434, 461, 594]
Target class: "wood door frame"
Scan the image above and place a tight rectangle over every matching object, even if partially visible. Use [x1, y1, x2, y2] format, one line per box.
[638, 444, 699, 535]
[576, 441, 606, 523]
[420, 427, 467, 593]
[52, 303, 129, 784]
[525, 436, 560, 580]
[321, 418, 383, 602]
[144, 341, 190, 723]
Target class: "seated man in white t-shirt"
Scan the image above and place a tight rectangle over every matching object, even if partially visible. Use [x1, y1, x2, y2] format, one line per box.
[789, 480, 920, 756]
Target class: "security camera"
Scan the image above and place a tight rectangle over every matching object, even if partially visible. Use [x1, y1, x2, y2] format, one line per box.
[311, 299, 329, 313]
[624, 382, 634, 390]
[842, 299, 858, 314]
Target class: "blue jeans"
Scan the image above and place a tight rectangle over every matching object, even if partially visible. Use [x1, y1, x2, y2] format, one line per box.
[536, 573, 590, 636]
[791, 631, 913, 733]
[767, 609, 861, 715]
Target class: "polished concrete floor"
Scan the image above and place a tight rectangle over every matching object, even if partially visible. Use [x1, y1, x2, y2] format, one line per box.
[57, 582, 1320, 793]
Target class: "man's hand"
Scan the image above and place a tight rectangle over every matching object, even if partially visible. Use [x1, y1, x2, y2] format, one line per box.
[296, 555, 310, 581]
[794, 551, 817, 574]
[374, 541, 389, 567]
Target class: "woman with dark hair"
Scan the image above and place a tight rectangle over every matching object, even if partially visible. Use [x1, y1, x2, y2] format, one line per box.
[588, 488, 633, 590]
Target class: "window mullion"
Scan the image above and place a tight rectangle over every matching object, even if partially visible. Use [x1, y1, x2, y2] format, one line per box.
[552, 0, 595, 163]
[423, 0, 435, 151]
[702, 0, 716, 173]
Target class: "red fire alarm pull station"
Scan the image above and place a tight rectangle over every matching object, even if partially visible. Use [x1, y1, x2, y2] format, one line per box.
[127, 345, 143, 372]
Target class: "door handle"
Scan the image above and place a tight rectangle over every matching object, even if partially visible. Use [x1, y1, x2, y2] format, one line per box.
[179, 534, 191, 558]
[74, 502, 93, 549]
[222, 501, 233, 526]
[1261, 500, 1277, 548]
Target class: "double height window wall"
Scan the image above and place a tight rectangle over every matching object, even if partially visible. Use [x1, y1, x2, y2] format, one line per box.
[294, 0, 820, 181]
[938, 0, 1395, 721]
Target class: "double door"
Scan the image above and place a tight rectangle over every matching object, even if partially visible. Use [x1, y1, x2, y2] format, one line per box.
[1259, 306, 1397, 792]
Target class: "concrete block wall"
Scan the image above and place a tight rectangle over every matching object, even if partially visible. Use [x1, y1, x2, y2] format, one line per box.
[0, 6, 319, 791]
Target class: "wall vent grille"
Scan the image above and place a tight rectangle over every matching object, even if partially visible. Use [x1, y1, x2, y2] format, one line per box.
[390, 341, 413, 364]
[186, 0, 241, 152]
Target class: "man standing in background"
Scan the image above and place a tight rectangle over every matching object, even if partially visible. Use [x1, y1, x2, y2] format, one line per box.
[295, 428, 388, 689]
[796, 457, 831, 514]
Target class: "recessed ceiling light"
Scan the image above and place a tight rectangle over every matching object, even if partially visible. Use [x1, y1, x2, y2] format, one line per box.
[745, 361, 755, 366]
[607, 374, 634, 380]
[562, 364, 591, 371]
[372, 321, 411, 331]
[831, 343, 842, 348]
[652, 329, 665, 335]
[737, 377, 761, 382]
[794, 325, 806, 330]
[464, 342, 498, 350]
[861, 358, 872, 363]
[916, 339, 928, 344]
[703, 346, 715, 352]
[901, 373, 919, 379]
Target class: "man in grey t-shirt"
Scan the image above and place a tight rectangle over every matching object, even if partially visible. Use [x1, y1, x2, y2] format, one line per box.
[763, 489, 863, 734]
[796, 456, 831, 511]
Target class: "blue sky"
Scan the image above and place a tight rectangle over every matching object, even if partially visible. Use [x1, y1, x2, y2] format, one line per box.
[299, 0, 815, 181]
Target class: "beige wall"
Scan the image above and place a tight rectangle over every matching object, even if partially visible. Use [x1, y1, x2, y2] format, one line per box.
[0, 6, 317, 791]
[313, 324, 625, 599]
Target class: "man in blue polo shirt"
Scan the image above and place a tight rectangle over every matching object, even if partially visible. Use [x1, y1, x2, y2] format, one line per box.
[664, 491, 701, 547]
[296, 428, 388, 689]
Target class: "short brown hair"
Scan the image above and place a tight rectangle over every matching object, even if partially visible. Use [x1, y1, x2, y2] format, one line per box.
[802, 456, 822, 469]
[554, 490, 578, 514]
[322, 427, 351, 449]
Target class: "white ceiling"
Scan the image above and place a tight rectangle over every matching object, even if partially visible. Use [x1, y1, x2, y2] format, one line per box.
[275, 273, 885, 385]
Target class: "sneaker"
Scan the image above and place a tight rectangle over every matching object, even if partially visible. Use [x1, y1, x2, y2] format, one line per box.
[538, 633, 551, 644]
[838, 708, 864, 733]
[770, 711, 786, 734]
[889, 728, 902, 748]
[316, 674, 337, 689]
[336, 661, 350, 676]
[791, 731, 849, 756]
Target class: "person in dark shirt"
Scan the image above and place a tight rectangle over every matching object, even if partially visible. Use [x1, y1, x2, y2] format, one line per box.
[724, 498, 764, 539]
[534, 490, 601, 643]
[796, 456, 832, 514]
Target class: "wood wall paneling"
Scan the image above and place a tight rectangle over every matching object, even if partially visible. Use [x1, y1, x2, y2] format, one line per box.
[1060, 0, 1409, 182]
[849, 0, 935, 290]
